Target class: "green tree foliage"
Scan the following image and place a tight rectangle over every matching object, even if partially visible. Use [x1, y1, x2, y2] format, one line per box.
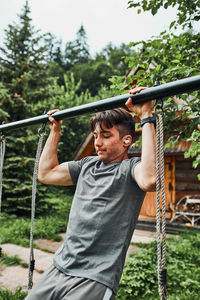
[65, 25, 90, 69]
[0, 1, 141, 216]
[0, 2, 120, 215]
[45, 25, 134, 96]
[110, 1, 200, 174]
[41, 73, 92, 162]
[99, 43, 133, 75]
[39, 72, 115, 165]
[127, 0, 200, 29]
[0, 1, 57, 215]
[68, 42, 134, 95]
[45, 33, 66, 86]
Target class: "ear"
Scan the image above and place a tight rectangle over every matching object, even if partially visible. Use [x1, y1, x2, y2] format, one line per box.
[122, 135, 132, 148]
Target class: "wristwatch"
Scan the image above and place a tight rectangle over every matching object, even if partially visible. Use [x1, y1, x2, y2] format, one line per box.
[140, 115, 156, 128]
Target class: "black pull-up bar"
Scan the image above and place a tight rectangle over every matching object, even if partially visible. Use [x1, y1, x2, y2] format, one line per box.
[0, 74, 200, 133]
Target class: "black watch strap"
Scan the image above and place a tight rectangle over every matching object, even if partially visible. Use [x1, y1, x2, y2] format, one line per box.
[140, 115, 156, 128]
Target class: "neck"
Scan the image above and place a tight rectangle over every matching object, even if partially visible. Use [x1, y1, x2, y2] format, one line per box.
[101, 152, 129, 164]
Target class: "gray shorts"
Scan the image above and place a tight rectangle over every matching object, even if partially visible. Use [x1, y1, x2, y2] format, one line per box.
[25, 265, 115, 300]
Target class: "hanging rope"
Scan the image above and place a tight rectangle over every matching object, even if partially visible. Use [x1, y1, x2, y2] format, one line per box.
[0, 134, 5, 214]
[28, 124, 46, 290]
[0, 134, 6, 261]
[155, 110, 167, 300]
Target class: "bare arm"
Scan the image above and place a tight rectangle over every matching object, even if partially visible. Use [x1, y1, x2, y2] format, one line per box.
[126, 87, 156, 192]
[38, 110, 73, 186]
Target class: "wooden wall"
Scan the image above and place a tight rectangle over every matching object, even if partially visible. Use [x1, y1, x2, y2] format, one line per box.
[175, 156, 200, 201]
[140, 156, 176, 219]
[139, 155, 200, 220]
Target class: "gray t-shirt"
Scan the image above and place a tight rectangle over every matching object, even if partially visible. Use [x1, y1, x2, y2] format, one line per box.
[53, 156, 145, 294]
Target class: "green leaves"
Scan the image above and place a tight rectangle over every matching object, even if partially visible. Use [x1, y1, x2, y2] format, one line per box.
[169, 20, 176, 29]
[0, 195, 72, 246]
[184, 130, 200, 179]
[128, 0, 200, 29]
[116, 232, 200, 299]
[0, 287, 27, 300]
[110, 26, 200, 173]
[0, 2, 57, 215]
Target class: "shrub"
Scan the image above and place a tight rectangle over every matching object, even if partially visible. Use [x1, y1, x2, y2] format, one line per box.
[0, 195, 72, 246]
[116, 231, 200, 300]
[0, 287, 27, 300]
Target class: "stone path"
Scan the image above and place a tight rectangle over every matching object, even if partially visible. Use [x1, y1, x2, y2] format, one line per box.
[0, 265, 41, 292]
[0, 230, 173, 292]
[1, 244, 54, 273]
[0, 234, 65, 292]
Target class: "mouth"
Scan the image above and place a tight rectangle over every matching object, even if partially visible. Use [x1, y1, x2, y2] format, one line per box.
[97, 150, 105, 155]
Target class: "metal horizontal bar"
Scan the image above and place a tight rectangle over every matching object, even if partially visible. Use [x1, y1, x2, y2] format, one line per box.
[0, 74, 200, 133]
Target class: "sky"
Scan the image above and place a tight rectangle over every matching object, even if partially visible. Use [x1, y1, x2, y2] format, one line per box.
[0, 0, 185, 56]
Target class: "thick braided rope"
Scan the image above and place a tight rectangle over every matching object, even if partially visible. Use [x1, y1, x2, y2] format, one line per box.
[158, 114, 167, 299]
[156, 114, 161, 294]
[28, 131, 45, 290]
[159, 115, 167, 270]
[156, 114, 167, 300]
[0, 137, 5, 214]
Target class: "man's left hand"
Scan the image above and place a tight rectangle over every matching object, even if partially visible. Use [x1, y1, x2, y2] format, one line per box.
[126, 87, 153, 120]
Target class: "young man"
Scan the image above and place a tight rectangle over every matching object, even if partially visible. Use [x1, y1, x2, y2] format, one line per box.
[26, 87, 156, 300]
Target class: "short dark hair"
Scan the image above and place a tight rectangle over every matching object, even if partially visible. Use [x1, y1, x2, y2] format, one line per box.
[89, 108, 135, 139]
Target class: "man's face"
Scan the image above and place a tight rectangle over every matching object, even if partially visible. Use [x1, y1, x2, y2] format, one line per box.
[93, 123, 128, 163]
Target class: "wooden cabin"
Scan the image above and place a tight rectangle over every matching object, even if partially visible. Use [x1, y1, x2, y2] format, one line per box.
[73, 130, 200, 223]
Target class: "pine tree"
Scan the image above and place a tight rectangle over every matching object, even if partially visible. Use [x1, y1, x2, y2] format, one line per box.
[65, 25, 90, 68]
[0, 1, 55, 215]
[45, 33, 66, 86]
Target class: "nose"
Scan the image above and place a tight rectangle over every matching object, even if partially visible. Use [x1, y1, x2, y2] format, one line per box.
[94, 136, 103, 148]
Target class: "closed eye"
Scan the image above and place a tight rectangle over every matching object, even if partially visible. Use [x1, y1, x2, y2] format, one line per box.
[93, 134, 112, 139]
[103, 135, 111, 138]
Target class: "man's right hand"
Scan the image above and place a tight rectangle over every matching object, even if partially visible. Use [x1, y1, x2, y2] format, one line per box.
[38, 108, 73, 186]
[47, 109, 63, 133]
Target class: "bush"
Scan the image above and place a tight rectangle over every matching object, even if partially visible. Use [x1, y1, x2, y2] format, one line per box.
[116, 244, 158, 299]
[0, 195, 72, 246]
[116, 231, 200, 300]
[0, 287, 27, 300]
